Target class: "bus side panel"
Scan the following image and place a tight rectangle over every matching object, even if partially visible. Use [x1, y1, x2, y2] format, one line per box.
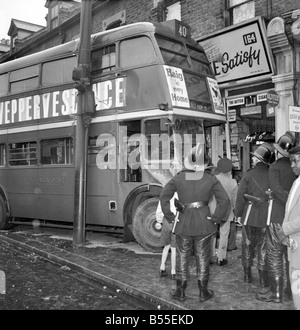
[7, 167, 74, 222]
[86, 167, 119, 226]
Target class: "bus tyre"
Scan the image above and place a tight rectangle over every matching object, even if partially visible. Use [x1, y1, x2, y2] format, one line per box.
[0, 196, 9, 230]
[132, 197, 162, 253]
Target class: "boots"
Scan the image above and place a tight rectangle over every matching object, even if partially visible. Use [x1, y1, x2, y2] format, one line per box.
[170, 280, 187, 302]
[244, 267, 252, 283]
[198, 280, 214, 302]
[256, 276, 283, 303]
[284, 260, 293, 300]
[284, 279, 293, 301]
[256, 270, 270, 295]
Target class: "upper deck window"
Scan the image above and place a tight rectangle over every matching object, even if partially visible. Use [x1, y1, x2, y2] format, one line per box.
[119, 37, 156, 69]
[186, 46, 211, 75]
[92, 44, 116, 75]
[156, 35, 190, 70]
[42, 56, 77, 86]
[0, 73, 9, 97]
[10, 65, 39, 93]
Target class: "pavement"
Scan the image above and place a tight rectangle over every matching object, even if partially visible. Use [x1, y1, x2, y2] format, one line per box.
[0, 225, 295, 310]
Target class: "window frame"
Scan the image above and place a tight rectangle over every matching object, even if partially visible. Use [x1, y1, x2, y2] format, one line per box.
[9, 65, 40, 94]
[226, 0, 255, 26]
[49, 3, 59, 30]
[40, 137, 74, 166]
[8, 141, 38, 167]
[91, 44, 117, 76]
[0, 144, 6, 167]
[41, 56, 77, 87]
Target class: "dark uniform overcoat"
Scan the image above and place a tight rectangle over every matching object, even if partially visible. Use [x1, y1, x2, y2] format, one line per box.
[235, 162, 270, 228]
[160, 169, 229, 236]
[269, 157, 297, 224]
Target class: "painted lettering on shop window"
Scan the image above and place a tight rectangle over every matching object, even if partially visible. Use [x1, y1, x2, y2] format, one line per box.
[213, 46, 260, 76]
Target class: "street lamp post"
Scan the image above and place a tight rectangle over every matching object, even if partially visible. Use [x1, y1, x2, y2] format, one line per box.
[72, 0, 95, 247]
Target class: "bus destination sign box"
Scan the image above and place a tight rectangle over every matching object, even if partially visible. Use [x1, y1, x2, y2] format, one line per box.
[163, 20, 191, 39]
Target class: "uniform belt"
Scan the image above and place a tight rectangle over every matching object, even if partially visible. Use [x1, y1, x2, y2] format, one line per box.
[185, 201, 208, 209]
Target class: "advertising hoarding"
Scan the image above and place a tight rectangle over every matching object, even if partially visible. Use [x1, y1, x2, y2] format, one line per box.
[198, 17, 274, 88]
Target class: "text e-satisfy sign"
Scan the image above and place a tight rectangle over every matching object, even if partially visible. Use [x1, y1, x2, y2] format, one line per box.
[198, 17, 274, 87]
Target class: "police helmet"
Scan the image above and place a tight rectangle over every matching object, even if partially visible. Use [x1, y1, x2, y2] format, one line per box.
[251, 142, 275, 165]
[273, 131, 295, 157]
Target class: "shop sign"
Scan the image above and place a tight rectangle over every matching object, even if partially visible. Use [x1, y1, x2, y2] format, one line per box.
[240, 105, 261, 116]
[257, 93, 267, 102]
[266, 90, 280, 106]
[227, 97, 244, 107]
[289, 106, 300, 132]
[266, 104, 275, 117]
[198, 17, 274, 87]
[228, 109, 236, 122]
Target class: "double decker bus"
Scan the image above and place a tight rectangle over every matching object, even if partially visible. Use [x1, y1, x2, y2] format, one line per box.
[0, 20, 226, 252]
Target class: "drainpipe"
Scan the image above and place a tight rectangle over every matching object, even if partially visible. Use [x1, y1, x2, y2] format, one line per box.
[72, 0, 95, 247]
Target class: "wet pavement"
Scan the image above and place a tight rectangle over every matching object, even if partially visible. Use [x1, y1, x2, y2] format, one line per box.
[0, 226, 295, 310]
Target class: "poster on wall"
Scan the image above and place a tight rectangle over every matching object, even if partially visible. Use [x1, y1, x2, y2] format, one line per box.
[207, 77, 225, 114]
[198, 16, 274, 87]
[289, 106, 300, 132]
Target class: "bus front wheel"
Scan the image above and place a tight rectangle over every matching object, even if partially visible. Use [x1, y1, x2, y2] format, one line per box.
[0, 196, 9, 230]
[132, 197, 162, 253]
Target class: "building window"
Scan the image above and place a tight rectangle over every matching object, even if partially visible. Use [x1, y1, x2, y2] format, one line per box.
[50, 3, 59, 29]
[166, 2, 181, 21]
[227, 0, 255, 25]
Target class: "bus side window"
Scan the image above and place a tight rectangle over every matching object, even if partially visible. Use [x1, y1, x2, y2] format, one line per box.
[91, 44, 116, 75]
[41, 138, 73, 165]
[0, 144, 6, 166]
[10, 65, 39, 93]
[119, 36, 156, 69]
[42, 56, 77, 87]
[119, 120, 142, 183]
[8, 142, 37, 166]
[0, 74, 9, 97]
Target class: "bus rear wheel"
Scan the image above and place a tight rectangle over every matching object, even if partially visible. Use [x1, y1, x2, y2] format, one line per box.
[132, 197, 162, 253]
[0, 196, 9, 230]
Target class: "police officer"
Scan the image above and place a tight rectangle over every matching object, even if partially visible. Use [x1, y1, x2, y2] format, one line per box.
[236, 142, 275, 296]
[160, 143, 229, 302]
[256, 132, 296, 303]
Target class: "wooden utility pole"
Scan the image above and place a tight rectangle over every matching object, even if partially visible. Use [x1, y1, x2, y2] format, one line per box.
[72, 0, 95, 247]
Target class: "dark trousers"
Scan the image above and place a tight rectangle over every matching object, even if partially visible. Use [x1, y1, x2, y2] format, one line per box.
[242, 225, 267, 271]
[176, 233, 212, 282]
[266, 222, 288, 278]
[227, 222, 237, 250]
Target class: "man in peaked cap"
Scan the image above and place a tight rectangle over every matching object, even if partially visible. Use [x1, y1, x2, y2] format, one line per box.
[160, 143, 229, 303]
[257, 132, 296, 304]
[235, 142, 275, 297]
